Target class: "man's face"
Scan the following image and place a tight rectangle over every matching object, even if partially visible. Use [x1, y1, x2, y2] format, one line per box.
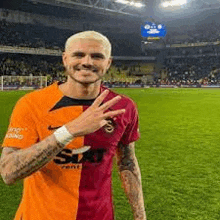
[62, 39, 112, 85]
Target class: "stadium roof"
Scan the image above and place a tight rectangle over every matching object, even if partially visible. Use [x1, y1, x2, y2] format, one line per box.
[27, 0, 220, 19]
[1, 0, 220, 24]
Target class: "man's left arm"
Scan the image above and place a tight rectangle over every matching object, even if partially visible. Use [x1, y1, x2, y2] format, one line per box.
[116, 142, 146, 220]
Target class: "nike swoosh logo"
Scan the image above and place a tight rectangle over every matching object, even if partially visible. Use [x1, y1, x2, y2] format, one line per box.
[48, 125, 62, 130]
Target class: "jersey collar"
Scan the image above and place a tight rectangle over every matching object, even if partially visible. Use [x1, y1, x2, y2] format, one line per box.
[50, 81, 107, 111]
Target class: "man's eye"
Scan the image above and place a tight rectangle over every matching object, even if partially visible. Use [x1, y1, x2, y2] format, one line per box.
[73, 53, 84, 58]
[92, 54, 104, 59]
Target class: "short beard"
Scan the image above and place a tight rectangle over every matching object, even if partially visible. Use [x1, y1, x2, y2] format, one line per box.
[64, 65, 105, 85]
[65, 70, 103, 86]
[69, 74, 102, 86]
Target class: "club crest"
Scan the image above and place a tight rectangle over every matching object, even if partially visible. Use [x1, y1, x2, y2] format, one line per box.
[104, 118, 116, 133]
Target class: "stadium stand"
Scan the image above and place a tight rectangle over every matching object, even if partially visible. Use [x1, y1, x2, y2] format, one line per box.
[1, 1, 220, 88]
[0, 54, 63, 77]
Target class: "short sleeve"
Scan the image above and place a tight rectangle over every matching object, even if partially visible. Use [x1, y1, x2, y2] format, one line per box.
[119, 100, 140, 145]
[2, 96, 39, 149]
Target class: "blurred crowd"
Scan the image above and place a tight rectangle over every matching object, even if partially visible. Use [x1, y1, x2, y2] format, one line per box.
[0, 20, 67, 49]
[0, 20, 142, 56]
[165, 22, 220, 45]
[1, 19, 220, 51]
[1, 54, 220, 87]
[1, 19, 220, 87]
[0, 56, 63, 77]
[164, 56, 220, 81]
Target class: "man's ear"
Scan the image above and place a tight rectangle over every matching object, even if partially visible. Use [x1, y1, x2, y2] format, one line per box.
[62, 52, 67, 66]
[106, 57, 113, 70]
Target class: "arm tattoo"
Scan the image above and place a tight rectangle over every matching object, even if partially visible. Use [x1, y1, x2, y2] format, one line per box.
[117, 142, 146, 220]
[0, 134, 64, 185]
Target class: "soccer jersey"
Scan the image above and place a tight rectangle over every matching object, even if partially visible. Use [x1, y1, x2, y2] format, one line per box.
[2, 81, 140, 220]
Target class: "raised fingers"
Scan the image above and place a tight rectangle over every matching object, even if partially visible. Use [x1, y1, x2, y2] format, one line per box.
[92, 90, 109, 108]
[104, 109, 126, 118]
[99, 95, 122, 111]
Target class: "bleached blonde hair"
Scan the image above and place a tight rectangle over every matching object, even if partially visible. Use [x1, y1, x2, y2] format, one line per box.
[65, 31, 112, 58]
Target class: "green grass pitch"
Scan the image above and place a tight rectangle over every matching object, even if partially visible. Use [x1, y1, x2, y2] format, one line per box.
[1, 88, 220, 220]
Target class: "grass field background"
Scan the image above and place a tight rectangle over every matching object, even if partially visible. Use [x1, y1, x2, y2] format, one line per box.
[1, 88, 220, 219]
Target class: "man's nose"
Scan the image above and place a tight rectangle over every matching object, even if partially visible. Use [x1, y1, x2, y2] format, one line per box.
[81, 55, 93, 66]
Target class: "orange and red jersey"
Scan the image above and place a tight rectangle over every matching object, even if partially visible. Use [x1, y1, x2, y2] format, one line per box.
[2, 81, 140, 220]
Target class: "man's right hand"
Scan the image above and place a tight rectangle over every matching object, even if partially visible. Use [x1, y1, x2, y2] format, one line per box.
[65, 89, 125, 137]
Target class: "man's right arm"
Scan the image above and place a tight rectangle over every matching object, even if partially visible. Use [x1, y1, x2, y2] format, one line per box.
[0, 134, 63, 185]
[0, 89, 125, 185]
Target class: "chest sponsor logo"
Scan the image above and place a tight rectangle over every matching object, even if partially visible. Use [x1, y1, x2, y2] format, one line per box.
[54, 148, 107, 169]
[103, 118, 116, 133]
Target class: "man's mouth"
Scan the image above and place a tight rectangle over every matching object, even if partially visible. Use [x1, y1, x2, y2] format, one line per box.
[80, 70, 93, 75]
[78, 69, 97, 73]
[74, 66, 98, 73]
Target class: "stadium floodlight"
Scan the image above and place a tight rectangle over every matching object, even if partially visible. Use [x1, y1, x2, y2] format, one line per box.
[115, 0, 145, 7]
[162, 1, 170, 7]
[161, 0, 187, 7]
[134, 2, 144, 7]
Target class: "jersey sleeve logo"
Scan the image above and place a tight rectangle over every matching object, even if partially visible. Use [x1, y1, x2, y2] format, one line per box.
[5, 127, 26, 140]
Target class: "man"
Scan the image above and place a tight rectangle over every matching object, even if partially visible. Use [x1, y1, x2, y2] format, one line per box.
[0, 31, 146, 220]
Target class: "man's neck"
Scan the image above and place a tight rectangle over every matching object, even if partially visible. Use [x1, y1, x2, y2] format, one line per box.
[59, 79, 101, 100]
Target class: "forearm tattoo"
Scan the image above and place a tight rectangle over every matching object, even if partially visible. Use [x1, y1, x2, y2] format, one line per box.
[0, 135, 64, 185]
[117, 143, 146, 220]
